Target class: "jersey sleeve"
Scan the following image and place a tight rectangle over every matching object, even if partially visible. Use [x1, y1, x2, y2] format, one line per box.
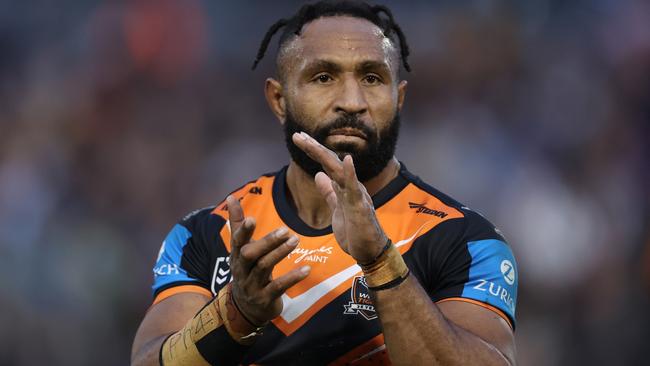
[151, 207, 223, 302]
[406, 210, 518, 328]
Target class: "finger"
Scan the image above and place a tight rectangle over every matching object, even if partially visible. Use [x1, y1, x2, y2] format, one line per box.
[227, 195, 255, 256]
[239, 227, 291, 265]
[292, 132, 345, 183]
[250, 235, 300, 281]
[314, 172, 338, 211]
[226, 195, 244, 231]
[232, 217, 256, 253]
[343, 154, 357, 182]
[341, 155, 365, 204]
[229, 218, 255, 279]
[264, 266, 311, 299]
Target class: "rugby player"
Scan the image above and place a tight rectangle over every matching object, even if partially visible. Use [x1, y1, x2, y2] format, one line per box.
[132, 1, 518, 365]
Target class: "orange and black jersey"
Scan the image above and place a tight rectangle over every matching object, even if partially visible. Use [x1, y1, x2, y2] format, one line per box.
[152, 164, 518, 365]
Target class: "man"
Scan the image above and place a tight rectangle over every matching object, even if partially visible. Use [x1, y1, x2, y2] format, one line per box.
[132, 1, 518, 365]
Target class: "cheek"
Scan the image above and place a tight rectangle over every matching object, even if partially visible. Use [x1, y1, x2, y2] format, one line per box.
[288, 88, 332, 127]
[286, 96, 318, 131]
[367, 88, 398, 130]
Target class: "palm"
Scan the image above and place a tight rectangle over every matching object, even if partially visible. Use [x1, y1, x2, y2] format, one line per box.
[330, 201, 348, 252]
[317, 171, 385, 263]
[293, 132, 386, 263]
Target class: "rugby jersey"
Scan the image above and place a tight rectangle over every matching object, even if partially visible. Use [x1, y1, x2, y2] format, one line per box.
[151, 164, 518, 365]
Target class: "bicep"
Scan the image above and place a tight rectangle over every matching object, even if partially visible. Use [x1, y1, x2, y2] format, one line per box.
[438, 300, 516, 366]
[131, 292, 212, 365]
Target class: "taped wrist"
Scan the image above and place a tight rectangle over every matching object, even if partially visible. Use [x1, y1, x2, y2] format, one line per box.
[360, 240, 410, 291]
[159, 283, 263, 366]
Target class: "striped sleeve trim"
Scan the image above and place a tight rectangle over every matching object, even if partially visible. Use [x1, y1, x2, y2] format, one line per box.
[436, 297, 513, 330]
[152, 285, 213, 306]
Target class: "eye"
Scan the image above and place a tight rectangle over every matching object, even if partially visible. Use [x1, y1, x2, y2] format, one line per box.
[313, 73, 333, 84]
[363, 74, 382, 85]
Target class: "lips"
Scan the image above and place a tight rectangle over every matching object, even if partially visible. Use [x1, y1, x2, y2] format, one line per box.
[328, 127, 367, 139]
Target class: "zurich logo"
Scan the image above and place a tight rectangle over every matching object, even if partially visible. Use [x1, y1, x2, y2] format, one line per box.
[500, 260, 515, 285]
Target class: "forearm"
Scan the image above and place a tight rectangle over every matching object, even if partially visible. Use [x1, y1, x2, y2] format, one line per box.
[373, 275, 512, 366]
[132, 285, 257, 366]
[132, 335, 171, 366]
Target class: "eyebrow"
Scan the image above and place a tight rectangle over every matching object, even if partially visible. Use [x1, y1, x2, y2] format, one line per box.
[301, 59, 392, 76]
[302, 60, 343, 75]
[356, 60, 391, 75]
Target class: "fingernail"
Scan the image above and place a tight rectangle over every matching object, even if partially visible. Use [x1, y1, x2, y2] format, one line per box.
[294, 132, 305, 141]
[286, 236, 299, 247]
[276, 227, 288, 236]
[300, 265, 311, 275]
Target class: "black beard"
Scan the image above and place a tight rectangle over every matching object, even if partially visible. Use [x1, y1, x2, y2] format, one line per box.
[283, 111, 400, 182]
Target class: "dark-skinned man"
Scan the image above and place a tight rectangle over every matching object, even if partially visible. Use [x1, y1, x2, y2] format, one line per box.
[132, 1, 518, 365]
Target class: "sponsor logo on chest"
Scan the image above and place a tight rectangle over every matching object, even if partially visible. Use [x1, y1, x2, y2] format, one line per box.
[287, 245, 334, 264]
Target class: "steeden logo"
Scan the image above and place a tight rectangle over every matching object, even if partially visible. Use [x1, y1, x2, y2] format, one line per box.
[408, 202, 448, 218]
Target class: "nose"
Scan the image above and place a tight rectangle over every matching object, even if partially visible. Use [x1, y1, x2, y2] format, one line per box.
[333, 75, 368, 115]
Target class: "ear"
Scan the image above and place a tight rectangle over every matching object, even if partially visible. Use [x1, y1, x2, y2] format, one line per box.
[264, 78, 286, 124]
[397, 80, 408, 111]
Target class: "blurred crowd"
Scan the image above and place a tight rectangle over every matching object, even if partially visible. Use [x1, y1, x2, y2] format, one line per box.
[0, 1, 648, 365]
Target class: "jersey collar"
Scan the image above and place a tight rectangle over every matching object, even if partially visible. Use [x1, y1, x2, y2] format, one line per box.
[271, 163, 410, 237]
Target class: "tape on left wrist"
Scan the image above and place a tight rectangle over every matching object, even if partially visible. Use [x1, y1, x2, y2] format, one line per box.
[159, 284, 262, 366]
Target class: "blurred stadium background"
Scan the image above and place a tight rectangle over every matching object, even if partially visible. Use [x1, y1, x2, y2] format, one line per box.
[0, 0, 648, 365]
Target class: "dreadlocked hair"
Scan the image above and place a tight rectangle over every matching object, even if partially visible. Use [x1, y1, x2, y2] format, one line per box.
[252, 0, 411, 72]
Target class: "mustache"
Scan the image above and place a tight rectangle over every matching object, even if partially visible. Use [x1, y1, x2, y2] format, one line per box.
[312, 114, 376, 143]
[283, 108, 400, 182]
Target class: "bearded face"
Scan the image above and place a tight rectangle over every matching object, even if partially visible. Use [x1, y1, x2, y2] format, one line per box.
[283, 109, 400, 182]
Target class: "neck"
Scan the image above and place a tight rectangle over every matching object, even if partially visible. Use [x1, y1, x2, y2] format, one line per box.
[285, 158, 401, 229]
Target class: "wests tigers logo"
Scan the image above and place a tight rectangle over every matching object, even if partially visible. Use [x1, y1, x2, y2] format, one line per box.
[343, 276, 377, 320]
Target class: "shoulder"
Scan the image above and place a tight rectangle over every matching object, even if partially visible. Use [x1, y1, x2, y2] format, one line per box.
[400, 167, 518, 327]
[209, 170, 279, 220]
[175, 169, 281, 229]
[178, 206, 219, 228]
[399, 166, 506, 244]
[169, 169, 282, 249]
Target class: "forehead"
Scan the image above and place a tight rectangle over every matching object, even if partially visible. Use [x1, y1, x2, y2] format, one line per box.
[289, 16, 395, 66]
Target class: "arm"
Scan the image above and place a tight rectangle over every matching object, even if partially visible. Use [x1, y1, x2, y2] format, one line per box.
[292, 132, 517, 365]
[131, 197, 310, 366]
[373, 276, 516, 365]
[131, 292, 211, 366]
